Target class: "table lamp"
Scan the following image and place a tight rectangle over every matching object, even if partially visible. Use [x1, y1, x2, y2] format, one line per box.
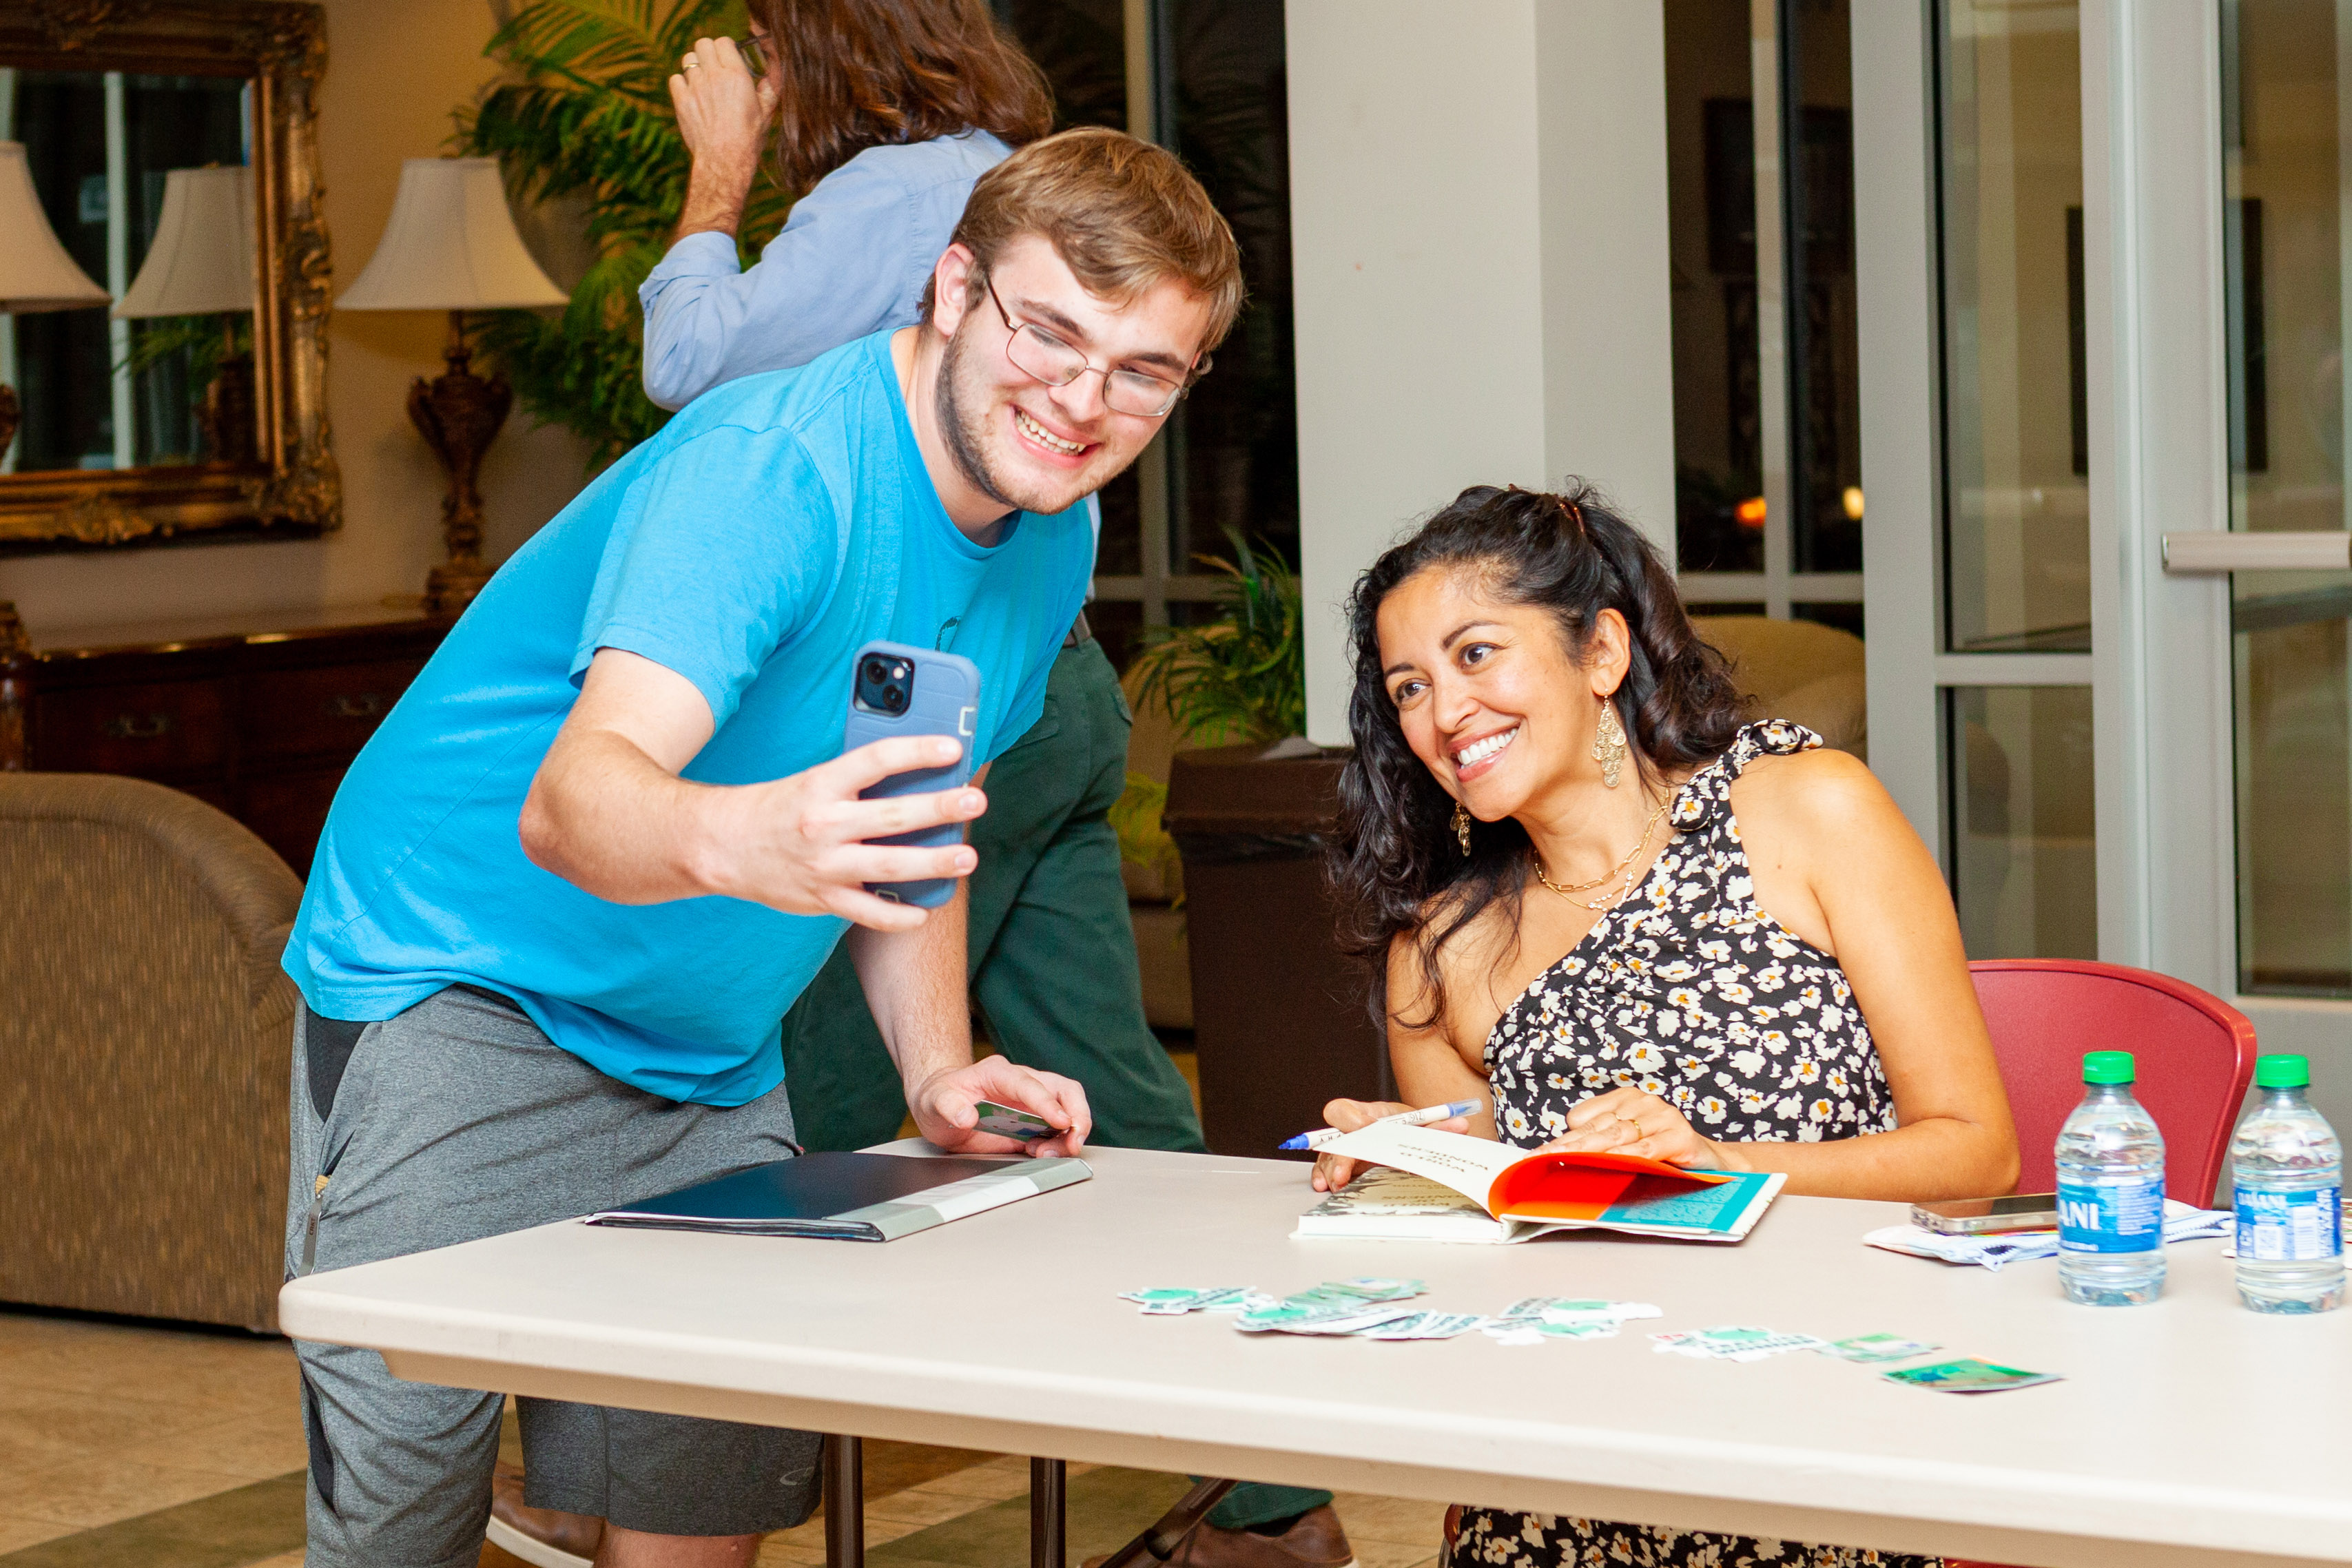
[337, 156, 568, 612]
[0, 140, 112, 464]
[113, 165, 258, 465]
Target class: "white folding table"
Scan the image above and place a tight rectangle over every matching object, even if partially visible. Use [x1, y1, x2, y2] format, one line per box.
[278, 1144, 2352, 1568]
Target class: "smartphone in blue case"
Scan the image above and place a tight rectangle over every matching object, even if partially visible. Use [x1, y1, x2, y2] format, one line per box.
[840, 639, 982, 909]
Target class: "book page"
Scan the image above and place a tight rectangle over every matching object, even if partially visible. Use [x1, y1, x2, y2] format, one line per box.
[1315, 1124, 1525, 1215]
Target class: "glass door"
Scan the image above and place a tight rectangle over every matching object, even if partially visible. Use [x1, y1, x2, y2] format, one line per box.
[2222, 0, 2352, 998]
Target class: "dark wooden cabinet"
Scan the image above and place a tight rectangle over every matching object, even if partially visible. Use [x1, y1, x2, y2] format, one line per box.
[0, 601, 451, 876]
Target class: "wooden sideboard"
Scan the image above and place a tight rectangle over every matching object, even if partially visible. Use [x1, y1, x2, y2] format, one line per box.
[0, 599, 452, 877]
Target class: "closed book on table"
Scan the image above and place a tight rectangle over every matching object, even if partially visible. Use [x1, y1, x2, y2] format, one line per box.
[584, 1151, 1092, 1241]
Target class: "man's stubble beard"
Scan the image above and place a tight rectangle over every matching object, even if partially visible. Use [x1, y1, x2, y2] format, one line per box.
[936, 324, 1021, 513]
[935, 322, 1120, 519]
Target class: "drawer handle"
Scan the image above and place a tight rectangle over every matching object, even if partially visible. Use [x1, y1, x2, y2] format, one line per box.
[103, 712, 172, 741]
[329, 693, 388, 720]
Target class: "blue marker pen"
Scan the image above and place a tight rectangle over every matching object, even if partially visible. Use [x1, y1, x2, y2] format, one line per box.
[1279, 1099, 1485, 1153]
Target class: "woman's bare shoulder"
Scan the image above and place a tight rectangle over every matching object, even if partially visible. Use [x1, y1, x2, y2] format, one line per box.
[1729, 745, 1915, 849]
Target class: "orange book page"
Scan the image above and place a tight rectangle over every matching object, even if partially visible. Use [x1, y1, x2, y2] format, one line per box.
[1487, 1151, 1729, 1221]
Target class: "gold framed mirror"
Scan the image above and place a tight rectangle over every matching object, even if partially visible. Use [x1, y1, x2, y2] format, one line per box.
[0, 0, 336, 553]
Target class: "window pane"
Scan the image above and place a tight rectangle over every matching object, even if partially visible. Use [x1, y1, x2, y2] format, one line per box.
[2225, 4, 2352, 995]
[1938, 1, 2090, 654]
[991, 0, 1143, 578]
[2235, 577, 2352, 991]
[1786, 0, 1861, 573]
[1791, 600, 1864, 639]
[1949, 685, 2098, 958]
[7, 71, 247, 473]
[1165, 0, 1297, 573]
[1664, 0, 1764, 572]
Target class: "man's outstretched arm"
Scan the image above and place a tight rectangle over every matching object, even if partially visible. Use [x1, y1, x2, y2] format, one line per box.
[845, 863, 1093, 1159]
[520, 647, 986, 931]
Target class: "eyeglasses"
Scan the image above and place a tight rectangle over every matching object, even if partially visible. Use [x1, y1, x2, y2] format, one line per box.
[984, 276, 1204, 419]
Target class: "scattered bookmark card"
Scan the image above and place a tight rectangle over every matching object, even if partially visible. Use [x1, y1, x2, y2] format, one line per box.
[1120, 1286, 1250, 1316]
[1234, 1278, 1427, 1334]
[1482, 1299, 1660, 1344]
[1883, 1358, 2062, 1394]
[1359, 1312, 1490, 1341]
[973, 1101, 1058, 1142]
[1652, 1327, 1830, 1362]
[1819, 1333, 1941, 1364]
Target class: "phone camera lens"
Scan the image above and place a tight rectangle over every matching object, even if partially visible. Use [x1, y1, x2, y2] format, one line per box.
[863, 659, 887, 683]
[883, 687, 907, 713]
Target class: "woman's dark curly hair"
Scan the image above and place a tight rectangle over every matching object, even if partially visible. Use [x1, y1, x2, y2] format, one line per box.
[1327, 481, 1746, 1033]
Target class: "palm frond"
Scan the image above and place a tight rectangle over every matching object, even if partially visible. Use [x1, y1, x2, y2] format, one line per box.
[457, 0, 783, 468]
[1128, 533, 1307, 746]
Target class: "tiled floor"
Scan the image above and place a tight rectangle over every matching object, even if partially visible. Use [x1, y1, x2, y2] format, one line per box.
[0, 1304, 1443, 1568]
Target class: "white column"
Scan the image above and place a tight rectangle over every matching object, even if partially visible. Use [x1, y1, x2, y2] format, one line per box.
[1853, 0, 1943, 847]
[1290, 0, 1676, 746]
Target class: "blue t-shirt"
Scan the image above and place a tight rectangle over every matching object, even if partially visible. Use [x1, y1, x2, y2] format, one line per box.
[283, 330, 1093, 1106]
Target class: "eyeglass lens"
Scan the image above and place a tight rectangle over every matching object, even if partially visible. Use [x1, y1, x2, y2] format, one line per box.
[1004, 327, 1181, 417]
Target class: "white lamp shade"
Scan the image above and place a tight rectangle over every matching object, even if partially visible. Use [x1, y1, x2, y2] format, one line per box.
[338, 157, 568, 312]
[114, 165, 256, 319]
[0, 141, 111, 313]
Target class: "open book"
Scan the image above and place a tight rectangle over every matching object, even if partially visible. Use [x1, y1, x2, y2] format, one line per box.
[1294, 1122, 1783, 1244]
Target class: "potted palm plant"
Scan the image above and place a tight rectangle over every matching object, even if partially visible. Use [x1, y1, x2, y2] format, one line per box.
[458, 0, 791, 466]
[1135, 535, 1391, 1157]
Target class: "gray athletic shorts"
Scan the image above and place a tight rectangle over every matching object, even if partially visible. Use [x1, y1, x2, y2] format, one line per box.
[285, 986, 823, 1568]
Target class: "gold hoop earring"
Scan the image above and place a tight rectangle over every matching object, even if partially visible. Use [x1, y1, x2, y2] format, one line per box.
[1592, 699, 1628, 789]
[1452, 801, 1473, 856]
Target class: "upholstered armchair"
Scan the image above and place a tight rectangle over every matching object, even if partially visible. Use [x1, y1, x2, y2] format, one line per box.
[0, 772, 301, 1331]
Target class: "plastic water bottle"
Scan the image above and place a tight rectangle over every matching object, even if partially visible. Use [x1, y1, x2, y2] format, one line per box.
[2231, 1054, 2344, 1314]
[2056, 1050, 2167, 1306]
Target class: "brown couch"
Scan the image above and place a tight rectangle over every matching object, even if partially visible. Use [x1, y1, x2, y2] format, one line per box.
[0, 772, 301, 1331]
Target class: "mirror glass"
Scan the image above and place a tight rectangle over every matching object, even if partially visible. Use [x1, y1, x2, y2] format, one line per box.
[1, 67, 251, 475]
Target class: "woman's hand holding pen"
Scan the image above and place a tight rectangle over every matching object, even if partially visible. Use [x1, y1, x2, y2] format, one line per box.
[1531, 1086, 1751, 1172]
[1308, 1097, 1471, 1193]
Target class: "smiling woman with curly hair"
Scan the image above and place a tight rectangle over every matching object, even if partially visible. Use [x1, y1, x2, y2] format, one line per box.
[1315, 480, 2019, 1568]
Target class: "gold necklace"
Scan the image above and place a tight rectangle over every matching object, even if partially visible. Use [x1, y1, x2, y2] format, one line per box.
[1532, 796, 1669, 910]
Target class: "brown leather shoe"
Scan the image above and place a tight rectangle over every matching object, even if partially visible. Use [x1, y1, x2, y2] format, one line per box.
[1088, 1506, 1359, 1568]
[488, 1459, 604, 1568]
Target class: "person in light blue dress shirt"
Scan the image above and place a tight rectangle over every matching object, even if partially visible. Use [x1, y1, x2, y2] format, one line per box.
[639, 127, 1010, 409]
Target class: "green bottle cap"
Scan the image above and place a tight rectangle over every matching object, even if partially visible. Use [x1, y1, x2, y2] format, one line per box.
[2081, 1051, 2136, 1084]
[2255, 1054, 2311, 1090]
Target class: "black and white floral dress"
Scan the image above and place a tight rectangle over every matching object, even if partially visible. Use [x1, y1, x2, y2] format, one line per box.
[1445, 721, 1937, 1568]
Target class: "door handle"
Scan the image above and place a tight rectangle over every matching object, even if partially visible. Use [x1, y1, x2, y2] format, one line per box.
[2161, 532, 2351, 573]
[103, 712, 172, 741]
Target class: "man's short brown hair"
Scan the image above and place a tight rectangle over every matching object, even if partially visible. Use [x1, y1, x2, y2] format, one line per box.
[926, 127, 1246, 358]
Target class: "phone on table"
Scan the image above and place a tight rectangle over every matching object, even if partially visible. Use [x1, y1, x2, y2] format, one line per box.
[840, 640, 982, 909]
[1910, 1194, 2060, 1235]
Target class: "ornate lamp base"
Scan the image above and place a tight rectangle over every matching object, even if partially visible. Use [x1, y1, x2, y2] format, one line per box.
[0, 381, 19, 462]
[424, 557, 495, 613]
[410, 311, 511, 617]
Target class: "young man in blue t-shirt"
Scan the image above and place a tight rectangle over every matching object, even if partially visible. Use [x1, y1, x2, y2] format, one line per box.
[281, 129, 1241, 1568]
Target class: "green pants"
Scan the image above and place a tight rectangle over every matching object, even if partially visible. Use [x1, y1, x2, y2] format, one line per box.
[778, 638, 1325, 1531]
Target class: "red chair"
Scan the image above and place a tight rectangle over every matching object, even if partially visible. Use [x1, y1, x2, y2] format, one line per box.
[1968, 958, 2259, 1206]
[1946, 961, 2258, 1568]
